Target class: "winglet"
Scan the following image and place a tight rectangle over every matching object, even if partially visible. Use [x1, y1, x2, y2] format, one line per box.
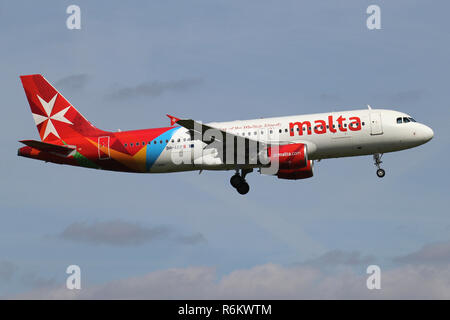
[166, 114, 180, 126]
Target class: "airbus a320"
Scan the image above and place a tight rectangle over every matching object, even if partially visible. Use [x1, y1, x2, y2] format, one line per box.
[18, 74, 433, 194]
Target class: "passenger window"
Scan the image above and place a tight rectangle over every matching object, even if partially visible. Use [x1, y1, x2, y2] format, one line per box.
[130, 143, 133, 147]
[136, 142, 139, 146]
[142, 142, 146, 145]
[270, 130, 273, 134]
[285, 129, 288, 133]
[279, 129, 282, 133]
[124, 143, 127, 147]
[154, 141, 157, 144]
[403, 117, 410, 123]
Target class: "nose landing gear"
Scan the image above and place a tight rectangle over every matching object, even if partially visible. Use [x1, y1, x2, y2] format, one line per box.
[376, 168, 385, 178]
[373, 153, 385, 178]
[230, 169, 252, 195]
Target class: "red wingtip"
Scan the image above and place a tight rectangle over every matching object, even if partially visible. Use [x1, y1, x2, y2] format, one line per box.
[166, 114, 180, 126]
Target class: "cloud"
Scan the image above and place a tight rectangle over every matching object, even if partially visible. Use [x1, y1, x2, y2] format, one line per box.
[20, 272, 57, 289]
[303, 250, 376, 267]
[58, 220, 170, 246]
[8, 241, 450, 299]
[176, 232, 207, 245]
[394, 241, 450, 265]
[54, 74, 90, 91]
[389, 90, 423, 103]
[11, 262, 450, 299]
[0, 261, 18, 282]
[57, 220, 206, 247]
[106, 78, 203, 100]
[0, 261, 55, 292]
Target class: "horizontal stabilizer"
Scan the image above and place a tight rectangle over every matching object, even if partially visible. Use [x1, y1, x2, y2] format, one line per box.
[19, 140, 75, 156]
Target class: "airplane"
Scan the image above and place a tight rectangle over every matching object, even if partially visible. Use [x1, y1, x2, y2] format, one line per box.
[18, 74, 434, 195]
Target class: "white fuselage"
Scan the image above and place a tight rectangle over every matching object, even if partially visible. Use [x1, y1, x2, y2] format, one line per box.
[151, 108, 433, 172]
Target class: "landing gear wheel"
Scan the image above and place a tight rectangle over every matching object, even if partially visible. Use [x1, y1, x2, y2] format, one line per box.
[376, 168, 385, 178]
[236, 182, 250, 195]
[230, 169, 253, 194]
[230, 174, 243, 188]
[373, 154, 385, 178]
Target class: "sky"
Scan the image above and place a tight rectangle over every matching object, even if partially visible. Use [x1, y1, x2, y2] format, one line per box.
[0, 0, 449, 299]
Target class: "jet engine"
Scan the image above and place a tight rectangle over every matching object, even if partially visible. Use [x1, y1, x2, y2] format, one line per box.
[266, 143, 314, 180]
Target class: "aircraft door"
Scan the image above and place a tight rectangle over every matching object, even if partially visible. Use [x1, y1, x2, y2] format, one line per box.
[369, 112, 383, 135]
[98, 136, 111, 159]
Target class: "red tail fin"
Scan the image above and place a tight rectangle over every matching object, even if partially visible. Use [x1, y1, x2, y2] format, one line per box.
[20, 74, 105, 142]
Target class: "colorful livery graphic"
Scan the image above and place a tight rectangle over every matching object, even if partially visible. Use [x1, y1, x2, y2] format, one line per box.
[18, 75, 433, 194]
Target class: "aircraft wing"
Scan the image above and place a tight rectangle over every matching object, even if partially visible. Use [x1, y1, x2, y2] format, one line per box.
[167, 114, 276, 165]
[19, 140, 76, 156]
[167, 114, 263, 146]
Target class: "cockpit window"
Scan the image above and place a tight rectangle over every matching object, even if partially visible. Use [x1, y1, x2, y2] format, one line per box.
[397, 116, 417, 124]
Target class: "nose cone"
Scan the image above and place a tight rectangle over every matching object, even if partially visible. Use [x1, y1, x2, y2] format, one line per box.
[422, 125, 434, 142]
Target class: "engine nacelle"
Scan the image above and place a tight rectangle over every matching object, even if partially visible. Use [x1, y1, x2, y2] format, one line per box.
[276, 160, 314, 180]
[266, 143, 314, 180]
[267, 143, 308, 170]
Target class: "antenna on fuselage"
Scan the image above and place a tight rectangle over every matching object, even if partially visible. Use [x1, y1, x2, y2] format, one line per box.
[367, 104, 372, 110]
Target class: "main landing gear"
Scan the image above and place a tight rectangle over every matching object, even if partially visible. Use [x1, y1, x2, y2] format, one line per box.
[373, 153, 385, 178]
[230, 169, 252, 195]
